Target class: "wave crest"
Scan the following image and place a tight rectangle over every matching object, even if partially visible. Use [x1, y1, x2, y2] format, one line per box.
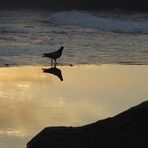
[50, 10, 148, 34]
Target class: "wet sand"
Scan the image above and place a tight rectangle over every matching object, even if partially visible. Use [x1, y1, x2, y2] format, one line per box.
[0, 64, 147, 147]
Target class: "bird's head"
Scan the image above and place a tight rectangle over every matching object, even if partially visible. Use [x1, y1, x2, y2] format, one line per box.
[58, 46, 64, 54]
[60, 46, 64, 51]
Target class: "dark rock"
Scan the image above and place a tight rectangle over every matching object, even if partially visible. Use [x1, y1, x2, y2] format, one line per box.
[26, 101, 148, 148]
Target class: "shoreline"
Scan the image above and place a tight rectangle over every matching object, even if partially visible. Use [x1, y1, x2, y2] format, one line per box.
[0, 63, 148, 68]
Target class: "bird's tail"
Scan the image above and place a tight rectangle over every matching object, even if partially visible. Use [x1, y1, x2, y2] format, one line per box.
[42, 53, 48, 57]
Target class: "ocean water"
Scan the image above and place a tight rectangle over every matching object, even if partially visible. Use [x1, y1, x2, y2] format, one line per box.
[0, 9, 148, 66]
[0, 9, 148, 148]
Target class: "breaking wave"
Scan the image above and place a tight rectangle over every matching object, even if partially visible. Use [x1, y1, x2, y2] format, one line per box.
[50, 10, 148, 34]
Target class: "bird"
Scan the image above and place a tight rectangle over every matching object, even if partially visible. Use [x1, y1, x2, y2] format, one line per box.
[42, 46, 64, 64]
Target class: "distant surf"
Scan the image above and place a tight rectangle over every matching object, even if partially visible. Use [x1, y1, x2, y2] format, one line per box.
[50, 10, 148, 34]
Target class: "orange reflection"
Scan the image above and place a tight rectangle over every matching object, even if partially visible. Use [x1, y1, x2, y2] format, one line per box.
[0, 65, 147, 145]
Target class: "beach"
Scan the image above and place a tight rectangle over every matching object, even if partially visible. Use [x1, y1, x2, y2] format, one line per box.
[0, 65, 147, 147]
[0, 8, 148, 148]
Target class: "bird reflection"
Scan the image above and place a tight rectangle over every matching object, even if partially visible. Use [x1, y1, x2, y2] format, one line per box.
[42, 65, 63, 81]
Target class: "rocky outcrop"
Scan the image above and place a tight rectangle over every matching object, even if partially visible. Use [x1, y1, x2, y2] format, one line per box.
[26, 101, 148, 148]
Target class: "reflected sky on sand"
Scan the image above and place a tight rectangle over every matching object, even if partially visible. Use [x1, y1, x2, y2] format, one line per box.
[0, 65, 148, 148]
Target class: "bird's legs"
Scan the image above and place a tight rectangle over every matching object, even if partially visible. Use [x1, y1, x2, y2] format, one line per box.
[54, 59, 57, 66]
[54, 59, 56, 64]
[51, 59, 54, 67]
[51, 59, 57, 67]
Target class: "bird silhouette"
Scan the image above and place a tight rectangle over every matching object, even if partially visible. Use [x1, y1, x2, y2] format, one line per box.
[42, 46, 64, 64]
[42, 66, 63, 81]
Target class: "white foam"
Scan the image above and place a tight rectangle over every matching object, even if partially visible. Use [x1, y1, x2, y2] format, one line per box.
[50, 10, 148, 34]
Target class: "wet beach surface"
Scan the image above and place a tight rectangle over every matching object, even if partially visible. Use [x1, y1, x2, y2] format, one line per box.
[0, 9, 148, 66]
[0, 64, 147, 147]
[0, 8, 148, 148]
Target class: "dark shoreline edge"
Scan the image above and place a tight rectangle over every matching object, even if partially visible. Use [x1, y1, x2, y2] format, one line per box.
[1, 0, 148, 12]
[26, 101, 148, 148]
[0, 63, 148, 68]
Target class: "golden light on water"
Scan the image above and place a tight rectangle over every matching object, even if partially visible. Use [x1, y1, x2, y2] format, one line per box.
[0, 65, 148, 147]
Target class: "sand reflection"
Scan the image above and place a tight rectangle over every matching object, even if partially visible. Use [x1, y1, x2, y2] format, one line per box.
[0, 65, 147, 148]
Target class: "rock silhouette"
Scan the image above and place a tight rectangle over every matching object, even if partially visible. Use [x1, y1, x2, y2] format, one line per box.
[26, 101, 148, 148]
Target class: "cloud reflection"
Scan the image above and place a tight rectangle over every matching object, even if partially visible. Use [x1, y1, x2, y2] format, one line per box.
[0, 65, 147, 148]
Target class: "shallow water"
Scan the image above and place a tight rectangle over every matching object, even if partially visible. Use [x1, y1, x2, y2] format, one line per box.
[0, 8, 148, 148]
[0, 65, 147, 147]
[0, 9, 148, 66]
